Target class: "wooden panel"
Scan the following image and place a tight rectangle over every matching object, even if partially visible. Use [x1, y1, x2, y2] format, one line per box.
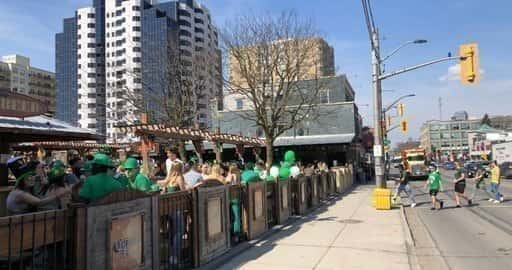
[276, 179, 291, 224]
[311, 175, 319, 207]
[0, 209, 69, 257]
[243, 181, 267, 240]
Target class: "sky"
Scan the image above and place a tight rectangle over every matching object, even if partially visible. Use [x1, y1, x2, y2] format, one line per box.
[1, 0, 511, 146]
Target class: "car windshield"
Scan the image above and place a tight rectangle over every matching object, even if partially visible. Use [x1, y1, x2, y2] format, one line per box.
[407, 156, 425, 161]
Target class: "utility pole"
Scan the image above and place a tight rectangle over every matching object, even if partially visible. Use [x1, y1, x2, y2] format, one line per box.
[371, 30, 386, 188]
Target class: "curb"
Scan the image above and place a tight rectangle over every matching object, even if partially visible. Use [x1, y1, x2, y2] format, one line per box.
[399, 205, 420, 270]
[196, 186, 356, 270]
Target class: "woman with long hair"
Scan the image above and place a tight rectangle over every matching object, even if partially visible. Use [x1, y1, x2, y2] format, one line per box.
[205, 164, 226, 183]
[225, 164, 241, 185]
[6, 171, 70, 215]
[164, 162, 186, 193]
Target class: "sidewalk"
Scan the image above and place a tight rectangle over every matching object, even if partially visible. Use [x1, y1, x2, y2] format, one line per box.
[219, 185, 412, 270]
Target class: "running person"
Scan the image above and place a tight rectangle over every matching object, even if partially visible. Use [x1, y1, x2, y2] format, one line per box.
[488, 160, 504, 203]
[454, 162, 472, 207]
[393, 162, 417, 208]
[424, 165, 444, 210]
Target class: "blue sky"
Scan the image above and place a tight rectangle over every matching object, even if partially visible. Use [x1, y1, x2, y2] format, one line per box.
[1, 0, 511, 145]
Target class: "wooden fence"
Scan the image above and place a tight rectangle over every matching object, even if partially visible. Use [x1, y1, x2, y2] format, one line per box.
[0, 168, 354, 269]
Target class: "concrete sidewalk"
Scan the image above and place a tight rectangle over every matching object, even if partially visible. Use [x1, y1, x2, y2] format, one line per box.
[219, 185, 412, 270]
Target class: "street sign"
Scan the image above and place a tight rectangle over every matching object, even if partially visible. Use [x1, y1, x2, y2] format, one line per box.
[373, 144, 383, 157]
[384, 139, 391, 145]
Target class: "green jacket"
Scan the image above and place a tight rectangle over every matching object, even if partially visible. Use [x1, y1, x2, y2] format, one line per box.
[241, 170, 260, 184]
[79, 172, 124, 201]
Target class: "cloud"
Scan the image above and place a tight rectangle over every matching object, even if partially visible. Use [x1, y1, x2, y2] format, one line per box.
[439, 63, 485, 82]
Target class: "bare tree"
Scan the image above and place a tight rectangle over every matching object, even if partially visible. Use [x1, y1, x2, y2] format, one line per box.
[222, 11, 327, 166]
[111, 33, 215, 160]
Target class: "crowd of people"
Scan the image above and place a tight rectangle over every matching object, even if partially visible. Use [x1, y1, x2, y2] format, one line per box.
[5, 148, 335, 216]
[393, 160, 505, 210]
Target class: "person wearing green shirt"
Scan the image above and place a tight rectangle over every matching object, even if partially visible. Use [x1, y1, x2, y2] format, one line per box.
[78, 153, 124, 202]
[424, 165, 444, 210]
[122, 157, 157, 192]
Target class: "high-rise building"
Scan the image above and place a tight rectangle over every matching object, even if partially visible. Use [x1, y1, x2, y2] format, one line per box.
[56, 0, 221, 143]
[0, 55, 56, 115]
[56, 17, 78, 125]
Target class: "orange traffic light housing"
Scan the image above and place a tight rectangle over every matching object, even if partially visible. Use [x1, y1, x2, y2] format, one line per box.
[400, 119, 408, 133]
[397, 103, 405, 117]
[459, 43, 479, 84]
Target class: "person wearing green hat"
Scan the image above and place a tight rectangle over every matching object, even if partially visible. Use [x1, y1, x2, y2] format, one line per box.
[122, 157, 155, 192]
[39, 167, 72, 210]
[6, 171, 70, 215]
[78, 153, 124, 202]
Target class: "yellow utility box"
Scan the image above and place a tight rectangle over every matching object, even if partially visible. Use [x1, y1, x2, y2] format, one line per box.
[372, 188, 392, 210]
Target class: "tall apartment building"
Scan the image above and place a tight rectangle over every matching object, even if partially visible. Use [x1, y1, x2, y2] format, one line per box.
[0, 55, 56, 115]
[420, 111, 512, 156]
[56, 0, 221, 143]
[56, 17, 78, 125]
[229, 38, 335, 88]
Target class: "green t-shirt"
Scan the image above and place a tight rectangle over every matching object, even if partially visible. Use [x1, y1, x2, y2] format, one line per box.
[115, 174, 130, 188]
[128, 173, 153, 192]
[79, 172, 124, 201]
[427, 171, 442, 190]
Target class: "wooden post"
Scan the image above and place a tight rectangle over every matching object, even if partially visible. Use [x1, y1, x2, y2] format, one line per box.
[0, 141, 9, 186]
[213, 141, 222, 164]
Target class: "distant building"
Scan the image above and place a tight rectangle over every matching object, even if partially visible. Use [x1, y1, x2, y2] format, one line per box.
[420, 111, 512, 157]
[0, 89, 48, 118]
[0, 55, 56, 115]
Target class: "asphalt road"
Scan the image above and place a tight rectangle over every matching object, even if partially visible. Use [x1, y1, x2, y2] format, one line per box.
[401, 169, 512, 269]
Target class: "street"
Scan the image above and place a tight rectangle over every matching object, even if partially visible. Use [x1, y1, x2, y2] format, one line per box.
[402, 168, 512, 269]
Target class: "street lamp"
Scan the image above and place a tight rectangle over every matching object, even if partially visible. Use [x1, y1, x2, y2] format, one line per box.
[382, 94, 416, 114]
[381, 39, 428, 63]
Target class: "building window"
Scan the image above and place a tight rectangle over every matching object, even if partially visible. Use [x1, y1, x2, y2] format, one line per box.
[319, 89, 329, 103]
[88, 13, 95, 18]
[132, 6, 140, 11]
[236, 99, 243, 110]
[132, 16, 140, 21]
[133, 36, 140, 42]
[133, 26, 141, 32]
[87, 23, 95, 28]
[133, 57, 141, 63]
[133, 47, 141, 52]
[87, 123, 96, 129]
[87, 33, 95, 38]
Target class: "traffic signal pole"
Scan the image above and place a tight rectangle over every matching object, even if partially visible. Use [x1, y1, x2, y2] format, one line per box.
[371, 30, 386, 188]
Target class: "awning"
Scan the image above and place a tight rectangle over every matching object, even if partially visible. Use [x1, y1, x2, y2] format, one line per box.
[273, 133, 355, 146]
[0, 115, 102, 142]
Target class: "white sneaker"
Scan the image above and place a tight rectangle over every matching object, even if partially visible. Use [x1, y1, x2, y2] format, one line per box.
[411, 203, 417, 208]
[489, 198, 495, 202]
[500, 196, 505, 202]
[493, 200, 500, 204]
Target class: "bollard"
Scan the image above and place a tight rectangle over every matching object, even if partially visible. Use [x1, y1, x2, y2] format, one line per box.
[373, 188, 391, 210]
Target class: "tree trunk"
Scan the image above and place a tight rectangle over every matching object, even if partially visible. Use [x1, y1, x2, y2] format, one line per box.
[177, 140, 187, 162]
[265, 137, 274, 169]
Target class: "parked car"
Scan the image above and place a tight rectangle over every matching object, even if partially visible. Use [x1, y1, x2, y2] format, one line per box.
[444, 161, 456, 170]
[464, 162, 489, 178]
[500, 162, 512, 179]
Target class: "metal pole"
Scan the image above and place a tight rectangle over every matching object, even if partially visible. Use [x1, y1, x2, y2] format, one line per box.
[372, 30, 385, 188]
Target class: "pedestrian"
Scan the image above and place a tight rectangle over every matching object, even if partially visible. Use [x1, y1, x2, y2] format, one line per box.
[122, 157, 156, 192]
[454, 161, 472, 207]
[183, 159, 203, 189]
[424, 165, 444, 210]
[225, 164, 241, 185]
[164, 162, 187, 193]
[488, 160, 504, 203]
[470, 167, 487, 200]
[392, 162, 417, 208]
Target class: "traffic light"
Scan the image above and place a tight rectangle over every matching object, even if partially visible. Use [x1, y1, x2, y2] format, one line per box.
[459, 43, 479, 84]
[397, 103, 405, 117]
[400, 119, 408, 133]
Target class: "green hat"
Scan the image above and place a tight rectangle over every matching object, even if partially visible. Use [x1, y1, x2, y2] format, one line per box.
[92, 153, 115, 168]
[122, 157, 139, 170]
[48, 167, 65, 183]
[52, 160, 66, 169]
[16, 171, 36, 187]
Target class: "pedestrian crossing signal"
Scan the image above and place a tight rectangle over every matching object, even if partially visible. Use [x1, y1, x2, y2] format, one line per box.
[400, 119, 408, 133]
[459, 43, 479, 84]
